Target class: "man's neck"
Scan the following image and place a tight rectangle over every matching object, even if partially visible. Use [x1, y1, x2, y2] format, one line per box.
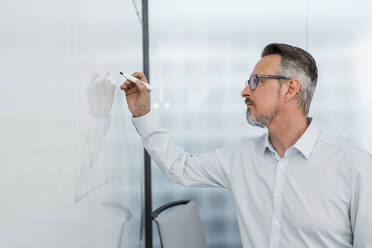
[267, 112, 309, 158]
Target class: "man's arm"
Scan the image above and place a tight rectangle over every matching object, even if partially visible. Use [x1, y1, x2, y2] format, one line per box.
[132, 111, 235, 188]
[120, 72, 235, 188]
[350, 153, 372, 247]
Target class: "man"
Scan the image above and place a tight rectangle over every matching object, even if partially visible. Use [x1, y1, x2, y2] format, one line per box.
[121, 43, 372, 247]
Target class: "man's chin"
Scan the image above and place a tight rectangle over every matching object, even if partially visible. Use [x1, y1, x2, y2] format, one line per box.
[246, 111, 266, 128]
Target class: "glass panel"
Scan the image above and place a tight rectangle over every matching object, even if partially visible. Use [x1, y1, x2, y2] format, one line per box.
[149, 0, 372, 247]
[0, 0, 143, 247]
[308, 0, 372, 152]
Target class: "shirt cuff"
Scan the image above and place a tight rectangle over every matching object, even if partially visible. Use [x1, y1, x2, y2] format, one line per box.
[132, 111, 163, 138]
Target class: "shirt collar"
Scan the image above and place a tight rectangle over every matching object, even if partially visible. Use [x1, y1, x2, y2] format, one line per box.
[261, 117, 320, 160]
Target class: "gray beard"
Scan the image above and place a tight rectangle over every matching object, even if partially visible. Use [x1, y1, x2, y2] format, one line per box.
[245, 107, 279, 128]
[245, 86, 282, 128]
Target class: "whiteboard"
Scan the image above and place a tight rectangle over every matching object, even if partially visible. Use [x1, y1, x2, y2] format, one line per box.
[0, 0, 144, 247]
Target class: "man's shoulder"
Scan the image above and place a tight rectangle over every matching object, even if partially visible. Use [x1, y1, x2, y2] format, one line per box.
[237, 133, 267, 150]
[317, 131, 370, 160]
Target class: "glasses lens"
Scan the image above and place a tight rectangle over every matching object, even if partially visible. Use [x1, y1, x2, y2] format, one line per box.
[249, 75, 258, 90]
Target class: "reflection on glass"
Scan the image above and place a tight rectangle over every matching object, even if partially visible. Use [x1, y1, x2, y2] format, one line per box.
[75, 72, 116, 202]
[71, 0, 143, 247]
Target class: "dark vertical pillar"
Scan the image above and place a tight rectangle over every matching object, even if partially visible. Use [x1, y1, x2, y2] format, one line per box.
[141, 0, 152, 247]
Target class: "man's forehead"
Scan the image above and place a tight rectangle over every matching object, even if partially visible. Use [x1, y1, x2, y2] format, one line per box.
[251, 54, 282, 75]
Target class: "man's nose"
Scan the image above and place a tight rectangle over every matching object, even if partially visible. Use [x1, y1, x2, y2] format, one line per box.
[241, 85, 252, 98]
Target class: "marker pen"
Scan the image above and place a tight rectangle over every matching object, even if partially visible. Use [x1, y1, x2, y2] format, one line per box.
[119, 71, 152, 91]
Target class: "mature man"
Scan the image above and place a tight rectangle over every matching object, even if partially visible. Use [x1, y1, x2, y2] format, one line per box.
[121, 43, 372, 247]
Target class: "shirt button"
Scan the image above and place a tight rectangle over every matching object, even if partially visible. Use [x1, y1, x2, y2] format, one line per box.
[275, 192, 281, 197]
[274, 221, 279, 225]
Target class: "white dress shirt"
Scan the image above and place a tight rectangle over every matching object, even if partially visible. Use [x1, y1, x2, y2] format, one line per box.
[132, 111, 372, 248]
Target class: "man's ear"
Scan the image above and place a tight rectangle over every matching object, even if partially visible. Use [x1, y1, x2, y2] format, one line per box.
[284, 78, 301, 101]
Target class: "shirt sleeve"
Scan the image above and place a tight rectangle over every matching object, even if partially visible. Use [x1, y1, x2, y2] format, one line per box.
[350, 153, 372, 247]
[132, 111, 236, 188]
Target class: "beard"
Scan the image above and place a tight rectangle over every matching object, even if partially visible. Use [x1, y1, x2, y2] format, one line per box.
[245, 104, 280, 128]
[245, 86, 282, 127]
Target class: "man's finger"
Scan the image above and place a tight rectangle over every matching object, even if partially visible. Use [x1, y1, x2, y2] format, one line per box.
[132, 72, 148, 82]
[125, 86, 139, 96]
[120, 80, 133, 90]
[135, 80, 148, 92]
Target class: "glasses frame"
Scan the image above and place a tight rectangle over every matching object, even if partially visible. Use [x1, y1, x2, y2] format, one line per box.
[245, 74, 291, 91]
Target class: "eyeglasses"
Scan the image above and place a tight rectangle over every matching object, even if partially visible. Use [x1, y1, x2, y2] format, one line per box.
[245, 74, 291, 91]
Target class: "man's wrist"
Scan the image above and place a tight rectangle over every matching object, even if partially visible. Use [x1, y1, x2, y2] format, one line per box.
[133, 109, 150, 118]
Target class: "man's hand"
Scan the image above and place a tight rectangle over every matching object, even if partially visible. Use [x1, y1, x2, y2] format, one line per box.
[120, 72, 150, 117]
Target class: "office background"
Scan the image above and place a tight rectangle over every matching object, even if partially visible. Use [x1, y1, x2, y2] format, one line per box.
[147, 0, 372, 247]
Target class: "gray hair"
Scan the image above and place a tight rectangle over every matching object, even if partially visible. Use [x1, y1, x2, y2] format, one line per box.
[261, 43, 318, 115]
